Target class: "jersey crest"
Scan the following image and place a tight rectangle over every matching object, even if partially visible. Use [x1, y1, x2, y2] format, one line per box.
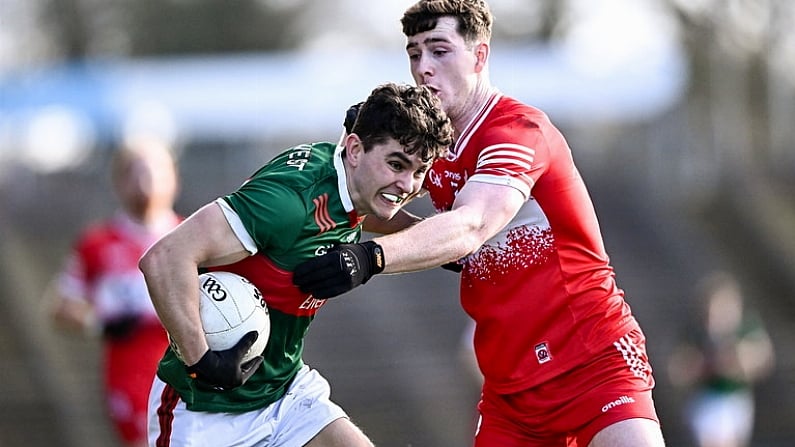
[312, 193, 337, 234]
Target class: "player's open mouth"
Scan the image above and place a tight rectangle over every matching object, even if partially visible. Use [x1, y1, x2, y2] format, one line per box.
[381, 193, 404, 204]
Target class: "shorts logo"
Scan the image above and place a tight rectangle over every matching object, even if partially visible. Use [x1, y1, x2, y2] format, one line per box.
[601, 395, 636, 413]
[534, 342, 552, 364]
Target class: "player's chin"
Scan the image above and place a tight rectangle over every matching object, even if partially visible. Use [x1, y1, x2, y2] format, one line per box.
[372, 201, 401, 221]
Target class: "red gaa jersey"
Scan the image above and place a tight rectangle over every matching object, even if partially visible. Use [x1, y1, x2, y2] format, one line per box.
[424, 91, 638, 393]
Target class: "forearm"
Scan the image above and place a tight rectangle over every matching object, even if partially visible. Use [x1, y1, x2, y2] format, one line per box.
[374, 207, 484, 273]
[292, 183, 525, 298]
[140, 246, 208, 365]
[374, 182, 526, 274]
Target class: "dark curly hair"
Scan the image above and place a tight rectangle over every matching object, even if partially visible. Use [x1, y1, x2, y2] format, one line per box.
[351, 83, 453, 163]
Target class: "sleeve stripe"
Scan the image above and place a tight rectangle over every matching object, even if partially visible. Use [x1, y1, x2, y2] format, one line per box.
[481, 143, 535, 160]
[477, 157, 533, 171]
[477, 143, 535, 170]
[215, 198, 258, 255]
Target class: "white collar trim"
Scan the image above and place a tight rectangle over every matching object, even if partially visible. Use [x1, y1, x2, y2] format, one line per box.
[334, 143, 354, 213]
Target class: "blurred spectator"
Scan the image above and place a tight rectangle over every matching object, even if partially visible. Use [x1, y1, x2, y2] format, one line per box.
[668, 271, 775, 447]
[45, 136, 182, 447]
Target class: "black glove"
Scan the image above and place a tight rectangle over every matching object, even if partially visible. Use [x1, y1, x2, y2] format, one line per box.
[102, 314, 141, 340]
[440, 261, 463, 273]
[186, 331, 263, 391]
[292, 241, 385, 299]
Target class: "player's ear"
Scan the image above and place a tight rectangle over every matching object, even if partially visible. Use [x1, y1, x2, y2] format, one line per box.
[344, 133, 364, 167]
[474, 42, 489, 73]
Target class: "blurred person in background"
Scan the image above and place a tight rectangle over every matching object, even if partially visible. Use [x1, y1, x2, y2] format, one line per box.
[139, 83, 452, 447]
[668, 271, 775, 447]
[46, 136, 182, 447]
[293, 1, 666, 446]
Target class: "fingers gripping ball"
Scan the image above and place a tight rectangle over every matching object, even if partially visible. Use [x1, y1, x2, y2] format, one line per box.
[171, 272, 270, 365]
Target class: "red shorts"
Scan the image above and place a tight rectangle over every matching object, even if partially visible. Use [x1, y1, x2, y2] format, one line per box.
[104, 322, 169, 444]
[474, 329, 660, 447]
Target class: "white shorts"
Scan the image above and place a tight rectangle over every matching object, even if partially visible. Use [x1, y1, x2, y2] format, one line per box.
[147, 365, 348, 447]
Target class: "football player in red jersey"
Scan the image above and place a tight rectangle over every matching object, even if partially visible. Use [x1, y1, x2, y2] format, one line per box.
[48, 136, 181, 447]
[293, 1, 667, 446]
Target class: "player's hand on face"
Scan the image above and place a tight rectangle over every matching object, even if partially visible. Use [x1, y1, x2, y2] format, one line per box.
[292, 242, 385, 299]
[187, 331, 263, 391]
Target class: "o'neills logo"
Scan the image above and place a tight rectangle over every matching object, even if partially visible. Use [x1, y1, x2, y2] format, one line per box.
[601, 395, 635, 413]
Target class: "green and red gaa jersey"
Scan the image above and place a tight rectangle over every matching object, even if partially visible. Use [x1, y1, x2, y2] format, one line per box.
[157, 142, 363, 412]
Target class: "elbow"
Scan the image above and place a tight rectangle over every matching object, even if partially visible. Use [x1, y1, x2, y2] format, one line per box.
[458, 230, 487, 259]
[456, 213, 493, 258]
[139, 240, 166, 277]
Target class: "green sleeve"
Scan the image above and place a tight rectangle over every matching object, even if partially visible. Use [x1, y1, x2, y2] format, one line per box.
[223, 179, 305, 255]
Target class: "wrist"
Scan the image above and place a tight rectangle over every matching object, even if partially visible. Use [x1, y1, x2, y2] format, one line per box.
[361, 241, 385, 274]
[186, 349, 210, 368]
[175, 334, 209, 366]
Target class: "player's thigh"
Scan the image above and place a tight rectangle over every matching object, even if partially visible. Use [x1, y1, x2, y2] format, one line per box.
[304, 418, 373, 447]
[589, 418, 665, 447]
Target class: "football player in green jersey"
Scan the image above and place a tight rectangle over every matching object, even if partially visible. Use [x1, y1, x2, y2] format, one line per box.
[139, 82, 452, 447]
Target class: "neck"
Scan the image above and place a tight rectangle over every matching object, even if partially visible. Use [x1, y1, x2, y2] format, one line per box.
[453, 80, 494, 138]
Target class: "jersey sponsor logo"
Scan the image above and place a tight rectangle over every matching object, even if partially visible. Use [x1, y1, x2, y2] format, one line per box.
[601, 395, 636, 413]
[298, 295, 326, 311]
[444, 169, 463, 190]
[312, 193, 337, 234]
[534, 342, 552, 364]
[444, 170, 463, 182]
[427, 169, 443, 188]
[209, 256, 323, 317]
[314, 244, 334, 256]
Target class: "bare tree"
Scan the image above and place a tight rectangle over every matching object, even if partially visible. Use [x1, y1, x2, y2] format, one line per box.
[664, 0, 793, 185]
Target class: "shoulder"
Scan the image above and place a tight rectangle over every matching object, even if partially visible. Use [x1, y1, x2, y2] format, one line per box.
[490, 96, 553, 130]
[248, 142, 337, 192]
[226, 143, 339, 221]
[475, 96, 566, 151]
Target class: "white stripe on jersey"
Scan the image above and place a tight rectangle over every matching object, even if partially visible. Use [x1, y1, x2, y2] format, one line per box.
[478, 145, 535, 171]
